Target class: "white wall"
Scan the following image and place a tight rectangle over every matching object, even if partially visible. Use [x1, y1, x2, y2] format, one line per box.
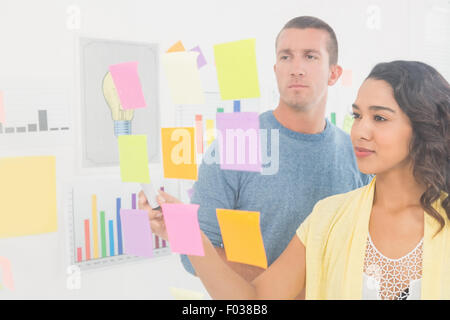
[0, 0, 448, 299]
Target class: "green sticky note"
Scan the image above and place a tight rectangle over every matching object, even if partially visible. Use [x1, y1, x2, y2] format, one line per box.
[342, 114, 354, 134]
[213, 39, 260, 100]
[118, 135, 150, 183]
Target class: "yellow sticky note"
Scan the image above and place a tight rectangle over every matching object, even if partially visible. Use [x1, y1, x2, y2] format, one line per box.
[118, 135, 150, 183]
[0, 156, 57, 238]
[216, 209, 267, 269]
[161, 127, 198, 180]
[169, 287, 204, 300]
[213, 39, 261, 100]
[167, 40, 186, 53]
[162, 52, 205, 105]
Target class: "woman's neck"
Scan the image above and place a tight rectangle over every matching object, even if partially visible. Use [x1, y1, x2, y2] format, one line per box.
[374, 162, 427, 214]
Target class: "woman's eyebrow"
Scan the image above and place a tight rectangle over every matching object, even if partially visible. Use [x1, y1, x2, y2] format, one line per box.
[352, 103, 395, 113]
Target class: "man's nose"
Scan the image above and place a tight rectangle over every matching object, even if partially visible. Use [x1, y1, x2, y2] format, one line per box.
[290, 57, 305, 76]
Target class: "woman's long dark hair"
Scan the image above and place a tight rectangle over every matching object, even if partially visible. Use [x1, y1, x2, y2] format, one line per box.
[367, 61, 450, 233]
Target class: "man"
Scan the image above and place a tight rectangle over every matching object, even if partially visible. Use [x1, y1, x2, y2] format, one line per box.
[140, 16, 371, 292]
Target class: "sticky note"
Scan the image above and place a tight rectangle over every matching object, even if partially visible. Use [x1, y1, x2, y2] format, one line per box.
[161, 203, 204, 256]
[169, 287, 204, 300]
[0, 156, 57, 238]
[190, 46, 207, 69]
[342, 114, 355, 134]
[341, 69, 353, 87]
[216, 112, 261, 172]
[213, 39, 261, 100]
[167, 40, 186, 53]
[118, 135, 150, 183]
[162, 52, 205, 105]
[0, 91, 5, 124]
[120, 209, 153, 258]
[161, 127, 198, 180]
[109, 62, 146, 110]
[216, 209, 267, 269]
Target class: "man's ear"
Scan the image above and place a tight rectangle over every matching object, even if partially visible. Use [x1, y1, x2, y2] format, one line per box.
[273, 63, 276, 73]
[328, 65, 343, 86]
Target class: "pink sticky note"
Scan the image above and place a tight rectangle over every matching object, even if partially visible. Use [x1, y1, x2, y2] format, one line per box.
[120, 209, 153, 258]
[190, 46, 207, 69]
[161, 203, 204, 256]
[342, 69, 353, 87]
[0, 91, 5, 124]
[216, 112, 262, 172]
[109, 62, 147, 110]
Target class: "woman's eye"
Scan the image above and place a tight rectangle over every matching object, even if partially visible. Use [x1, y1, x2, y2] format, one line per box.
[351, 112, 361, 119]
[374, 115, 387, 121]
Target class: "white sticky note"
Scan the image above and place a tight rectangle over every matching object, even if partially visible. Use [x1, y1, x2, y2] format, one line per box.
[162, 52, 205, 105]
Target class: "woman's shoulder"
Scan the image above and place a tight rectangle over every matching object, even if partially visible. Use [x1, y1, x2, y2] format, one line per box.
[312, 184, 369, 217]
[298, 184, 372, 243]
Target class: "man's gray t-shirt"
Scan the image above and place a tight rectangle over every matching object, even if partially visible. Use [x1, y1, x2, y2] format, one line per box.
[180, 110, 372, 274]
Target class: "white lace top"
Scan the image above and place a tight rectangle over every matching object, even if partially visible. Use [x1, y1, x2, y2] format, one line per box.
[362, 234, 423, 300]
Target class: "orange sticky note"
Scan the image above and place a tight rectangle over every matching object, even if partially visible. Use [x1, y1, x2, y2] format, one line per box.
[216, 209, 267, 269]
[161, 127, 198, 180]
[167, 40, 186, 53]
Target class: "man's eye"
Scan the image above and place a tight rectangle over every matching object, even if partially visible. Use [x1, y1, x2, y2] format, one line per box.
[306, 55, 316, 60]
[280, 56, 289, 60]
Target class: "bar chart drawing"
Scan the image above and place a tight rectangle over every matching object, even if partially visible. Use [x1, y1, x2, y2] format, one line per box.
[0, 89, 73, 146]
[66, 179, 171, 270]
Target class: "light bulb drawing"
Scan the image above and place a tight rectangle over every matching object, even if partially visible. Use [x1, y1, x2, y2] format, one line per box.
[102, 71, 135, 136]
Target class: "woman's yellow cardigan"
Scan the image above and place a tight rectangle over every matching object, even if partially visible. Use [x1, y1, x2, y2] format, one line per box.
[296, 177, 450, 299]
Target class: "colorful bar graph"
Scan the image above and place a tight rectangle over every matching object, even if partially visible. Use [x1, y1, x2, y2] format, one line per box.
[77, 192, 168, 265]
[92, 195, 99, 259]
[155, 235, 160, 249]
[132, 193, 136, 210]
[233, 100, 241, 112]
[331, 112, 336, 125]
[109, 220, 115, 257]
[195, 115, 203, 154]
[84, 219, 91, 260]
[206, 119, 215, 146]
[100, 211, 107, 258]
[116, 198, 123, 255]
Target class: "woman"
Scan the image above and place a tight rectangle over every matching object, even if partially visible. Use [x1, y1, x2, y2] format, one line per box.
[142, 61, 450, 300]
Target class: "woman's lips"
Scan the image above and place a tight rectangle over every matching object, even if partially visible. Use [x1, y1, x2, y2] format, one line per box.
[354, 147, 375, 158]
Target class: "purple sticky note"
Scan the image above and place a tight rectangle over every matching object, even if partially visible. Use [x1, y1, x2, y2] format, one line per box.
[216, 112, 262, 172]
[120, 209, 153, 257]
[161, 203, 204, 256]
[109, 62, 147, 110]
[190, 46, 207, 69]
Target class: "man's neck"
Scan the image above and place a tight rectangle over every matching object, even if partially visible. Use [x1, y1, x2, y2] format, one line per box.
[272, 99, 327, 134]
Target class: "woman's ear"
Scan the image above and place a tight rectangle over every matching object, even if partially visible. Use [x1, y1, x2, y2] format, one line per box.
[328, 65, 343, 86]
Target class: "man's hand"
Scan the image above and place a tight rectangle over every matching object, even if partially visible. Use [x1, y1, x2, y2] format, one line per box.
[138, 189, 181, 241]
